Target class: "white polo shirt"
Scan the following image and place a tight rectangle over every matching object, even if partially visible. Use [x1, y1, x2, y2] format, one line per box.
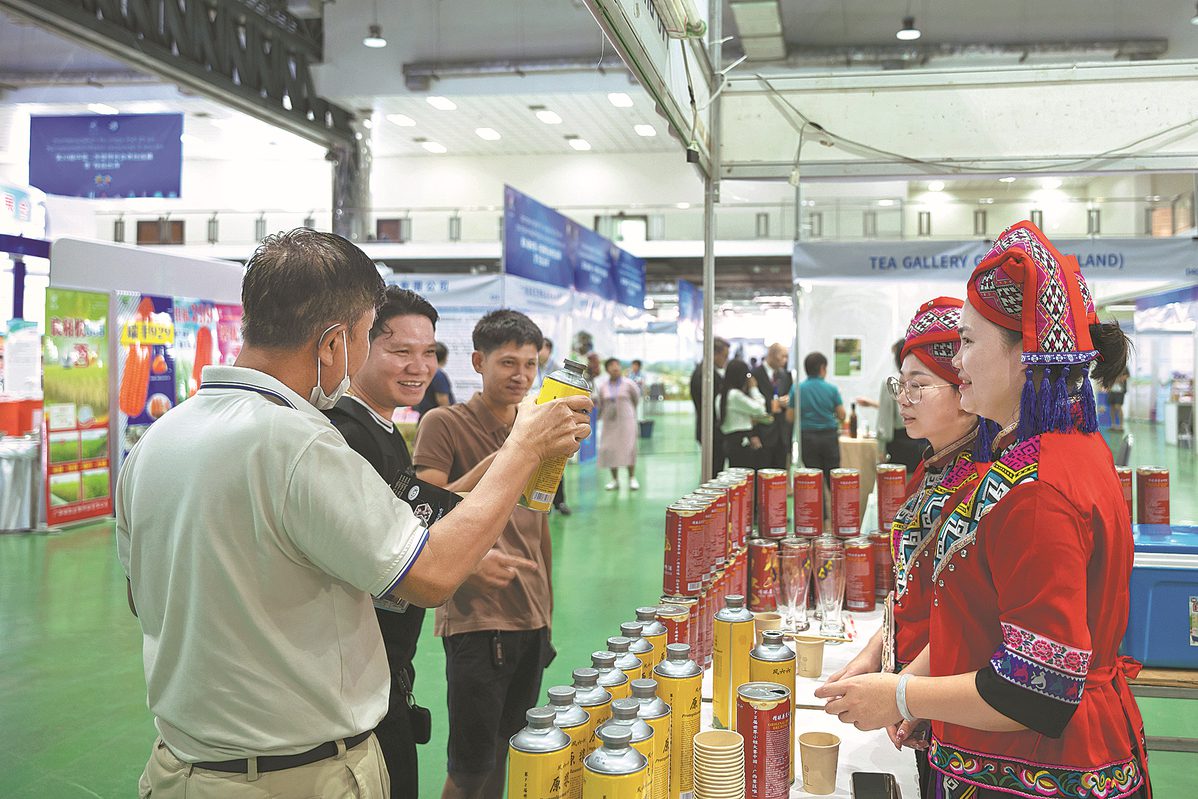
[115, 366, 428, 762]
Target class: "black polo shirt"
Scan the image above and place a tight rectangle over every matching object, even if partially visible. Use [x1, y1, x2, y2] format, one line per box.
[325, 395, 425, 682]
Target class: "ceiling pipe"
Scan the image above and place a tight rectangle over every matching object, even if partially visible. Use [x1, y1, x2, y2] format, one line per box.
[403, 56, 630, 91]
[765, 39, 1170, 68]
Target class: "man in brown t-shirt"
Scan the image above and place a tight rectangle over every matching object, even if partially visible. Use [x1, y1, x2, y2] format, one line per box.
[414, 309, 551, 799]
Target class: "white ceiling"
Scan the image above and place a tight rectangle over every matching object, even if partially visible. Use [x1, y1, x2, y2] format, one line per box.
[0, 10, 131, 75]
[732, 0, 1198, 57]
[349, 91, 679, 157]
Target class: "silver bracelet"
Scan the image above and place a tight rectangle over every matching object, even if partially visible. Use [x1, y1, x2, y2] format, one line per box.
[896, 673, 917, 723]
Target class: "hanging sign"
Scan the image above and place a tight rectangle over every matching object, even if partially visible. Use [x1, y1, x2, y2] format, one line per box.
[503, 185, 574, 289]
[29, 114, 183, 198]
[793, 237, 1198, 283]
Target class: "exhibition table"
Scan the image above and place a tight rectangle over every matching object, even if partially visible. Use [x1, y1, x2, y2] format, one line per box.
[700, 609, 920, 797]
[1129, 668, 1198, 753]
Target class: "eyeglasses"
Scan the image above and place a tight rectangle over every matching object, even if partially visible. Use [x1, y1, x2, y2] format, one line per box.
[886, 376, 955, 405]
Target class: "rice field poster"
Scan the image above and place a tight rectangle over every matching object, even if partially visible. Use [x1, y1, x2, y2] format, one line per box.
[116, 293, 175, 462]
[43, 287, 112, 525]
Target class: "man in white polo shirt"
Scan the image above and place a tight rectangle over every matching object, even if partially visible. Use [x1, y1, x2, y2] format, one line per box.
[116, 229, 591, 798]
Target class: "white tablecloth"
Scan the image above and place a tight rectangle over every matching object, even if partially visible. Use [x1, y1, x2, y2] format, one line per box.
[699, 609, 919, 798]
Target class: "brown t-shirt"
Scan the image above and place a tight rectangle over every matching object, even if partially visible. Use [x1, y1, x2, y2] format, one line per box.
[413, 393, 551, 637]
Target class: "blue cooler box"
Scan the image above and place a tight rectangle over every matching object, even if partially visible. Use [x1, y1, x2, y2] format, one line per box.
[1123, 525, 1198, 668]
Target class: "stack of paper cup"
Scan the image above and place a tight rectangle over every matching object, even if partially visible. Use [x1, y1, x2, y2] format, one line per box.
[692, 730, 745, 799]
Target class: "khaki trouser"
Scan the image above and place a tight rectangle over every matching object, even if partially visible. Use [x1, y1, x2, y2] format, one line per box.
[138, 734, 390, 798]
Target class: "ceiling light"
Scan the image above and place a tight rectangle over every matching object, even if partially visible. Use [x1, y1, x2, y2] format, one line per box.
[387, 113, 415, 127]
[363, 0, 386, 47]
[426, 96, 457, 111]
[87, 103, 119, 115]
[362, 118, 373, 129]
[180, 133, 200, 146]
[1041, 177, 1063, 190]
[927, 180, 945, 192]
[676, 202, 691, 209]
[535, 109, 563, 125]
[363, 24, 387, 48]
[878, 199, 896, 207]
[634, 124, 657, 137]
[896, 16, 921, 41]
[608, 92, 634, 108]
[421, 141, 447, 154]
[567, 136, 592, 151]
[475, 127, 501, 141]
[979, 197, 995, 204]
[999, 176, 1017, 183]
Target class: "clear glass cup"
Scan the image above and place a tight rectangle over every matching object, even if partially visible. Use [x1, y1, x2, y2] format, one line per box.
[815, 550, 847, 638]
[811, 536, 843, 621]
[778, 538, 812, 632]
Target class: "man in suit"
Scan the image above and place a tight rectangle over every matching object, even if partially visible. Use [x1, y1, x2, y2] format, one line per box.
[751, 343, 793, 470]
[690, 337, 730, 477]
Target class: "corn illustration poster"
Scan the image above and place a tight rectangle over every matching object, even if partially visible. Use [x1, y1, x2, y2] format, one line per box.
[43, 287, 112, 526]
[172, 298, 218, 403]
[116, 292, 175, 462]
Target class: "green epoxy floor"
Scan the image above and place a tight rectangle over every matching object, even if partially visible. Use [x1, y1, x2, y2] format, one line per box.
[0, 413, 1194, 798]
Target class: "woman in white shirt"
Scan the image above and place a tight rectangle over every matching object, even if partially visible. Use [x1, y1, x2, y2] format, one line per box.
[720, 358, 774, 469]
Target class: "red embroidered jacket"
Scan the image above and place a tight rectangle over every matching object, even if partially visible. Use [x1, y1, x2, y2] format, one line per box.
[887, 435, 978, 670]
[925, 432, 1148, 798]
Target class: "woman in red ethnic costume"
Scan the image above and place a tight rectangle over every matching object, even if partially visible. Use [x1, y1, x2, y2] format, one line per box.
[826, 297, 980, 793]
[816, 221, 1149, 799]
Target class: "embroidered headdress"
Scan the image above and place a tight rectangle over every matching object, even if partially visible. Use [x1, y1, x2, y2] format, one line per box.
[966, 220, 1099, 455]
[901, 297, 964, 385]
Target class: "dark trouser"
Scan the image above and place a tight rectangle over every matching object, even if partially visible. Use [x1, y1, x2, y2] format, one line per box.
[554, 480, 567, 507]
[886, 428, 927, 473]
[443, 628, 551, 778]
[761, 436, 789, 471]
[801, 428, 841, 485]
[723, 431, 762, 470]
[375, 677, 419, 798]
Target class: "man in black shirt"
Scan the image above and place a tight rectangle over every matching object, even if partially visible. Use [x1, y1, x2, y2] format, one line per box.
[690, 336, 730, 477]
[325, 286, 440, 797]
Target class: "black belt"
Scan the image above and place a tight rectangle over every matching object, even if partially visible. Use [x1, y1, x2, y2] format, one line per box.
[192, 730, 373, 774]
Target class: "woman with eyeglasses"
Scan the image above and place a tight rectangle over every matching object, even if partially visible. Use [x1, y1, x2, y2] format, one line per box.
[816, 222, 1150, 799]
[824, 297, 980, 792]
[719, 358, 773, 469]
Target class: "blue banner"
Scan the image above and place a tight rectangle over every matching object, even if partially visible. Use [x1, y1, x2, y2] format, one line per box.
[503, 185, 646, 307]
[29, 114, 183, 198]
[794, 237, 1198, 283]
[614, 249, 646, 309]
[503, 185, 574, 289]
[573, 226, 617, 301]
[678, 278, 702, 323]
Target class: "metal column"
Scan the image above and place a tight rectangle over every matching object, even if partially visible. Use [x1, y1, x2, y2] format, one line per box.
[700, 0, 722, 481]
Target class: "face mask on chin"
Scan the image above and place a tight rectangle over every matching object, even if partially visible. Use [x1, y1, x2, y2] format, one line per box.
[309, 325, 351, 410]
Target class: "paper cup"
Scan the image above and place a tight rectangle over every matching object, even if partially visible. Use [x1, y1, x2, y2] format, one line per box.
[754, 611, 783, 643]
[794, 635, 826, 678]
[694, 730, 744, 751]
[799, 731, 840, 795]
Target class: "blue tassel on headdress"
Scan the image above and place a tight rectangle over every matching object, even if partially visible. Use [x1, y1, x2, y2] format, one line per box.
[1050, 365, 1072, 433]
[973, 417, 998, 462]
[1018, 366, 1037, 441]
[1079, 364, 1099, 433]
[1037, 368, 1052, 436]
